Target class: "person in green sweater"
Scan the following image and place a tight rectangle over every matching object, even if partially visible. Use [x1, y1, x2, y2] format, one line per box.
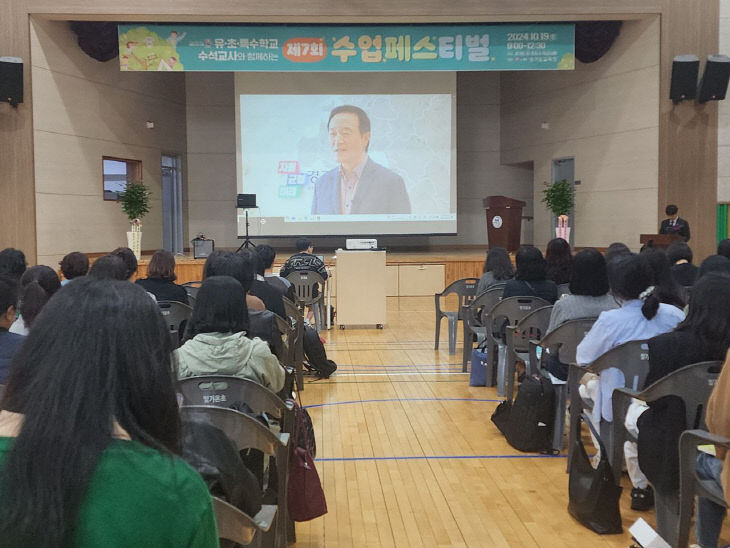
[0, 277, 218, 547]
[175, 275, 285, 393]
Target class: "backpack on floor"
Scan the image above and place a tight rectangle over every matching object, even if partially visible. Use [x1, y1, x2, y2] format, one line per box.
[302, 325, 337, 378]
[491, 374, 555, 453]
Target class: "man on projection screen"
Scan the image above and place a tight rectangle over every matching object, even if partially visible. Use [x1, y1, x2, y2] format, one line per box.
[311, 105, 411, 215]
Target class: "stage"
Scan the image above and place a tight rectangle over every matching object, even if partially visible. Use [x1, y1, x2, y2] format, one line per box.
[136, 247, 487, 295]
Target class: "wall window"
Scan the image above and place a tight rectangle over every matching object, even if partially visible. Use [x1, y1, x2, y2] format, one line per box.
[102, 156, 142, 200]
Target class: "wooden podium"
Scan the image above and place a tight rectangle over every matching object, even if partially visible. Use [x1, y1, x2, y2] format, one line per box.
[335, 250, 386, 329]
[483, 196, 526, 252]
[639, 234, 684, 249]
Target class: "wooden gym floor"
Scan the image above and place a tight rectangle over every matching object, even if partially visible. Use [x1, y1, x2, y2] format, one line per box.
[291, 296, 729, 547]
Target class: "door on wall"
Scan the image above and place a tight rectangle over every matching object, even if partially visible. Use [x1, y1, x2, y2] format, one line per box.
[551, 157, 575, 247]
[161, 154, 184, 254]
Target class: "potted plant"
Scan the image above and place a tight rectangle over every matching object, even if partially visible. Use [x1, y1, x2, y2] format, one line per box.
[542, 179, 575, 241]
[118, 180, 151, 259]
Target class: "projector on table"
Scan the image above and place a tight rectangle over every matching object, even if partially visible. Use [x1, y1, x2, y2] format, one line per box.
[345, 238, 378, 250]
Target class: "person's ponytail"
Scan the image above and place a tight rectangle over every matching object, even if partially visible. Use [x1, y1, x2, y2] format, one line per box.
[639, 285, 659, 320]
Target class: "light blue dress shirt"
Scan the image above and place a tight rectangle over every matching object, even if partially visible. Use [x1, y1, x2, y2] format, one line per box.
[576, 299, 685, 422]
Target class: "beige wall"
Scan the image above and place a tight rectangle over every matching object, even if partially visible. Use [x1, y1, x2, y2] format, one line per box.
[30, 18, 187, 267]
[186, 71, 533, 250]
[501, 17, 660, 250]
[720, 0, 730, 203]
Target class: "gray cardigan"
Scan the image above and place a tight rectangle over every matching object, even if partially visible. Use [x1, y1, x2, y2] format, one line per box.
[546, 293, 618, 334]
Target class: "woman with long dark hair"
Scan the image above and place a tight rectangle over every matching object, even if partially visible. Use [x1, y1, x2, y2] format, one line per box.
[176, 276, 284, 391]
[545, 237, 573, 286]
[502, 246, 558, 304]
[0, 278, 217, 547]
[476, 246, 514, 294]
[641, 247, 686, 309]
[9, 265, 61, 336]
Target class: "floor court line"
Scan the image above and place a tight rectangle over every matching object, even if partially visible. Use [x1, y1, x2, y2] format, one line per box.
[333, 371, 468, 377]
[303, 397, 501, 409]
[316, 454, 567, 462]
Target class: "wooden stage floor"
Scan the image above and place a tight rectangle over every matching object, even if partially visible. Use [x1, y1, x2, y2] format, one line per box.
[291, 296, 729, 547]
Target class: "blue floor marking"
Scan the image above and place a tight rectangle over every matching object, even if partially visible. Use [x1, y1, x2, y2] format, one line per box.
[303, 397, 502, 409]
[316, 454, 566, 462]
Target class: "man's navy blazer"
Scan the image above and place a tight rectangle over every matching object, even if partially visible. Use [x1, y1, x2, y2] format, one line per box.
[310, 157, 411, 215]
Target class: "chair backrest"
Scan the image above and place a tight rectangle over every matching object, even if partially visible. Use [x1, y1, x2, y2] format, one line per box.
[487, 295, 552, 334]
[639, 361, 722, 430]
[509, 305, 553, 352]
[465, 287, 504, 333]
[274, 314, 296, 368]
[286, 271, 324, 306]
[180, 405, 288, 457]
[440, 277, 480, 309]
[587, 339, 651, 391]
[556, 283, 570, 298]
[157, 300, 193, 332]
[178, 375, 292, 421]
[537, 317, 597, 366]
[182, 281, 202, 300]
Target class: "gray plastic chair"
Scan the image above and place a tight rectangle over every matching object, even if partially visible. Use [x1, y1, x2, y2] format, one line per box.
[434, 278, 479, 354]
[182, 280, 202, 304]
[611, 361, 721, 546]
[283, 297, 304, 391]
[286, 271, 325, 331]
[503, 305, 553, 401]
[214, 496, 277, 547]
[567, 339, 651, 471]
[482, 296, 551, 396]
[678, 430, 730, 548]
[181, 405, 290, 548]
[157, 300, 193, 349]
[460, 285, 505, 372]
[527, 318, 597, 452]
[556, 283, 571, 298]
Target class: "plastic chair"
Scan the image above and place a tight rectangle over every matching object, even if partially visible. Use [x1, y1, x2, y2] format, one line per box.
[460, 285, 505, 372]
[482, 296, 552, 396]
[556, 283, 571, 298]
[213, 496, 277, 547]
[283, 297, 304, 391]
[181, 405, 290, 548]
[527, 318, 597, 452]
[182, 281, 202, 305]
[158, 300, 193, 349]
[285, 271, 325, 331]
[677, 430, 730, 548]
[434, 278, 479, 354]
[503, 305, 553, 401]
[567, 339, 651, 471]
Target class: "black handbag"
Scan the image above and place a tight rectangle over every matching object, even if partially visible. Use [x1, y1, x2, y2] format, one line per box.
[567, 413, 623, 534]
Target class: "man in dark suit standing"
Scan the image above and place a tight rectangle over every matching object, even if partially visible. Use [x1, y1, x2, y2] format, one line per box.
[311, 105, 411, 215]
[659, 204, 691, 241]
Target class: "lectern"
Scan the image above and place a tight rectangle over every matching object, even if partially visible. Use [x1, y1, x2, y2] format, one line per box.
[335, 250, 386, 329]
[483, 196, 527, 251]
[639, 234, 684, 249]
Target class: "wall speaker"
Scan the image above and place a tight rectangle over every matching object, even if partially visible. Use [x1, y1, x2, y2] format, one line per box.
[0, 57, 23, 107]
[697, 54, 730, 103]
[669, 55, 699, 104]
[237, 193, 257, 208]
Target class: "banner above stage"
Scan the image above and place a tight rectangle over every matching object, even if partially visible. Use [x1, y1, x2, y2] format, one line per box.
[117, 24, 575, 72]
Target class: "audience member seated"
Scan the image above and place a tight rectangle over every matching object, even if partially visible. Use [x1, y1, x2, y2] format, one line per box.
[10, 266, 61, 336]
[699, 254, 730, 279]
[110, 247, 139, 282]
[502, 246, 558, 304]
[666, 241, 699, 288]
[255, 244, 296, 301]
[476, 246, 514, 294]
[88, 255, 128, 280]
[543, 248, 618, 381]
[175, 276, 284, 392]
[202, 251, 281, 357]
[0, 278, 217, 546]
[718, 238, 730, 260]
[545, 237, 573, 286]
[604, 242, 632, 264]
[203, 251, 265, 312]
[135, 250, 188, 304]
[576, 253, 685, 510]
[279, 238, 328, 297]
[629, 274, 730, 522]
[641, 247, 686, 310]
[0, 249, 26, 282]
[694, 348, 730, 547]
[59, 251, 89, 286]
[0, 277, 24, 385]
[238, 248, 285, 318]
